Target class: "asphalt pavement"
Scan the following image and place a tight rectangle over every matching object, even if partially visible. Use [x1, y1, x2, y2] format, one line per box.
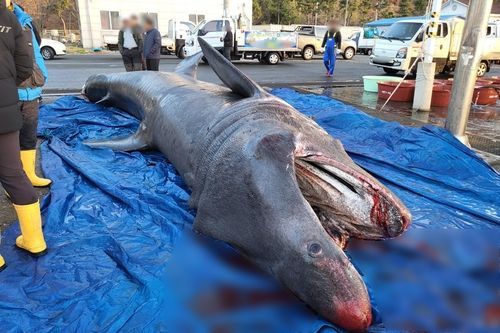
[43, 53, 381, 92]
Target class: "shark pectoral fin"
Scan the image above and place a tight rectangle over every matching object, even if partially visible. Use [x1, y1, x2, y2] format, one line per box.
[175, 52, 204, 79]
[85, 131, 149, 152]
[197, 37, 265, 99]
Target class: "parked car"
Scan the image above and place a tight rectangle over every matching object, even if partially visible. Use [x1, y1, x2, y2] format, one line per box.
[294, 25, 357, 60]
[40, 39, 66, 60]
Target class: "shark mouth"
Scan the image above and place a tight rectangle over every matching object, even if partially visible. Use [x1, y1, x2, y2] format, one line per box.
[295, 155, 411, 247]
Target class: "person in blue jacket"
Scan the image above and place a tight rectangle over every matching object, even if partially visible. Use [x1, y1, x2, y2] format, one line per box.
[14, 3, 52, 187]
[321, 19, 342, 77]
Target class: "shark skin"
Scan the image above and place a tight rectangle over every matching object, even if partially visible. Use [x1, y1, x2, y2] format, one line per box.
[83, 37, 411, 331]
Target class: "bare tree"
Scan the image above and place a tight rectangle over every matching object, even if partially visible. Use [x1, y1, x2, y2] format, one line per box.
[35, 0, 74, 35]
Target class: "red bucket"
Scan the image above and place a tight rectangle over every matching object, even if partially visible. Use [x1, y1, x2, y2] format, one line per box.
[476, 78, 494, 86]
[434, 79, 453, 86]
[378, 81, 415, 102]
[431, 85, 451, 107]
[472, 86, 498, 105]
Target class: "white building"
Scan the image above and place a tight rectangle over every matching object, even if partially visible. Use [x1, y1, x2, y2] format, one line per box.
[441, 0, 500, 21]
[76, 0, 252, 49]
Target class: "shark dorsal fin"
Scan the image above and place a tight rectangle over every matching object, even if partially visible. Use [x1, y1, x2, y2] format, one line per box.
[175, 52, 204, 78]
[198, 37, 264, 98]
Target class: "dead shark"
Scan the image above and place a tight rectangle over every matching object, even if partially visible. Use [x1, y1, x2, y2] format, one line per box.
[83, 37, 411, 331]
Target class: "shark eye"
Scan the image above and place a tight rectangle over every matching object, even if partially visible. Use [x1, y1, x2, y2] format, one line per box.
[308, 243, 323, 257]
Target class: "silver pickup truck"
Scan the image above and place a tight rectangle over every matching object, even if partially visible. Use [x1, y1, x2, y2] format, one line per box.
[295, 25, 357, 60]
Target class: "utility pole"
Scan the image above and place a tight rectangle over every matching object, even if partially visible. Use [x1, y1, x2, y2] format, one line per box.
[315, 2, 319, 26]
[223, 0, 230, 17]
[446, 0, 493, 144]
[412, 0, 443, 112]
[344, 0, 349, 26]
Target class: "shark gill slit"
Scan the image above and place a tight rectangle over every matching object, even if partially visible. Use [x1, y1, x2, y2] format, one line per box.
[294, 158, 353, 248]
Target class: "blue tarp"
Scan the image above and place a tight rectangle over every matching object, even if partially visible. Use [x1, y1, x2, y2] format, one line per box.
[0, 89, 499, 332]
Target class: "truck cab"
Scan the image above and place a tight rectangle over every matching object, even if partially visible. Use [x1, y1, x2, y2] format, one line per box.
[370, 18, 462, 75]
[350, 26, 379, 55]
[185, 18, 234, 53]
[370, 17, 499, 77]
[161, 20, 195, 58]
[482, 21, 500, 76]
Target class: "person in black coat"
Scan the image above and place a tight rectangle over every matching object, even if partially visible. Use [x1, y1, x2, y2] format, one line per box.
[0, 0, 48, 271]
[118, 17, 144, 72]
[142, 16, 161, 71]
[222, 24, 233, 61]
[321, 21, 342, 50]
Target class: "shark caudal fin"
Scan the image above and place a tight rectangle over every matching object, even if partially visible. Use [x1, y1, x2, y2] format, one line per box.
[175, 52, 204, 79]
[197, 37, 264, 99]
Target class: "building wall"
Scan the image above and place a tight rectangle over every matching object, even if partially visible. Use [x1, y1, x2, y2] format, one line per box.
[441, 0, 468, 17]
[441, 0, 500, 21]
[77, 0, 252, 49]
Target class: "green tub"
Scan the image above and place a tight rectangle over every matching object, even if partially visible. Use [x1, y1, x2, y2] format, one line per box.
[363, 76, 403, 93]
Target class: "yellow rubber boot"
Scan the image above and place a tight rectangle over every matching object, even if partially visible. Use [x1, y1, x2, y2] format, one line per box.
[20, 150, 52, 187]
[0, 255, 6, 272]
[14, 201, 47, 256]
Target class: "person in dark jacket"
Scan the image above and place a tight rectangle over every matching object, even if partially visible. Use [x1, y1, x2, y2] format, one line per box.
[118, 17, 144, 72]
[142, 16, 161, 71]
[222, 24, 233, 61]
[321, 20, 342, 77]
[0, 0, 48, 272]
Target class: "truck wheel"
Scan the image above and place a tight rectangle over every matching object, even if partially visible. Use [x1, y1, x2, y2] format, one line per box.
[365, 49, 372, 56]
[177, 46, 186, 59]
[302, 46, 315, 60]
[343, 47, 355, 60]
[383, 67, 399, 75]
[266, 52, 280, 65]
[477, 61, 489, 77]
[41, 46, 55, 60]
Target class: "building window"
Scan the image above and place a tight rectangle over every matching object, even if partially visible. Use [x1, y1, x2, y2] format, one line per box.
[101, 11, 120, 30]
[141, 12, 159, 28]
[188, 14, 205, 24]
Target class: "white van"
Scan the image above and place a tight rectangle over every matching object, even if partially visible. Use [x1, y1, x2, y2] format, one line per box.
[370, 17, 500, 77]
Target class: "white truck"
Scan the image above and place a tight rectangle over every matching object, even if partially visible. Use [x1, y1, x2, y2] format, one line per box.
[370, 17, 500, 77]
[184, 18, 300, 65]
[350, 26, 379, 55]
[161, 20, 195, 58]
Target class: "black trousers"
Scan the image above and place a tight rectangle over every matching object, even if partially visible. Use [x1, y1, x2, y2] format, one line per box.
[223, 47, 231, 61]
[146, 59, 160, 71]
[121, 48, 143, 72]
[0, 131, 37, 205]
[19, 100, 39, 150]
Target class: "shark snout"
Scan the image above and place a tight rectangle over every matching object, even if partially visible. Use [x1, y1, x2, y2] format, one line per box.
[304, 244, 372, 331]
[332, 299, 372, 332]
